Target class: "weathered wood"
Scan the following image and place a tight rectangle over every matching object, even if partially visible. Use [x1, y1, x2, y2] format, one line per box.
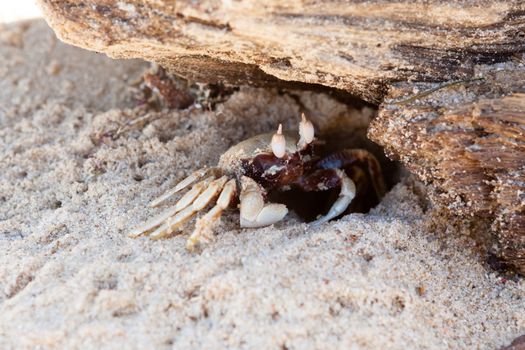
[369, 63, 525, 274]
[36, 0, 525, 103]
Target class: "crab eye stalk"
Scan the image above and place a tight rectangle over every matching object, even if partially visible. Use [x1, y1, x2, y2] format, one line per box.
[298, 113, 314, 149]
[271, 124, 286, 158]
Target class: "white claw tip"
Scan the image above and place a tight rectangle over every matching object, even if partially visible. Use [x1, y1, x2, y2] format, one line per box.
[271, 124, 286, 158]
[299, 113, 314, 146]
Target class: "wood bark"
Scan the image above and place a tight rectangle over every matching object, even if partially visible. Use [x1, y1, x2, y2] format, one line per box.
[36, 0, 525, 273]
[36, 0, 525, 103]
[369, 63, 525, 274]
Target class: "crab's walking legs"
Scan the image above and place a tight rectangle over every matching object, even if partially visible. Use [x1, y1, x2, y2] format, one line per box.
[128, 173, 227, 239]
[149, 176, 228, 239]
[149, 168, 209, 207]
[187, 179, 237, 250]
[128, 175, 215, 237]
[310, 169, 356, 225]
[239, 176, 288, 228]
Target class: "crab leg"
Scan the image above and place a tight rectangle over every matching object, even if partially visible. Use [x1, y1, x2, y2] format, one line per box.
[128, 175, 215, 238]
[317, 149, 386, 199]
[311, 169, 356, 225]
[174, 176, 216, 211]
[186, 178, 237, 250]
[149, 168, 209, 208]
[147, 206, 195, 239]
[149, 176, 228, 239]
[239, 176, 288, 228]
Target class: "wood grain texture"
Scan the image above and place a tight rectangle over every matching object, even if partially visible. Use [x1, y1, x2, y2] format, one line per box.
[36, 0, 525, 103]
[369, 63, 525, 274]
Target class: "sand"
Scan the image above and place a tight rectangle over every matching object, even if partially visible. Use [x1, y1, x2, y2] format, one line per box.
[0, 20, 523, 350]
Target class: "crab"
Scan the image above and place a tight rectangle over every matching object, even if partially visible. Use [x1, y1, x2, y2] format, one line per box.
[129, 114, 387, 250]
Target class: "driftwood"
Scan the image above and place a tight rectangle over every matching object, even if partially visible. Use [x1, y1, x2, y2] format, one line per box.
[37, 0, 525, 273]
[369, 64, 525, 274]
[37, 0, 525, 103]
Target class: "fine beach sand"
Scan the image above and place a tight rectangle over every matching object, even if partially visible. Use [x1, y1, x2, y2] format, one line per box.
[0, 20, 523, 349]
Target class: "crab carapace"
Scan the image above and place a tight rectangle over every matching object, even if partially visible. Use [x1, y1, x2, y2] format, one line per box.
[130, 114, 386, 250]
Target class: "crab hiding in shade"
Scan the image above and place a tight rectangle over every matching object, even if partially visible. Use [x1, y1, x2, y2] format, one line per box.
[130, 114, 387, 250]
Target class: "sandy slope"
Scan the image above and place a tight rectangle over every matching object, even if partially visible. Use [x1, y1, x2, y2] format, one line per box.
[0, 20, 523, 350]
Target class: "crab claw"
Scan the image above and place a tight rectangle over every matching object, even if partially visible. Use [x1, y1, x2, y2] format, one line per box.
[239, 176, 288, 228]
[271, 124, 286, 158]
[298, 113, 314, 149]
[311, 169, 356, 225]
